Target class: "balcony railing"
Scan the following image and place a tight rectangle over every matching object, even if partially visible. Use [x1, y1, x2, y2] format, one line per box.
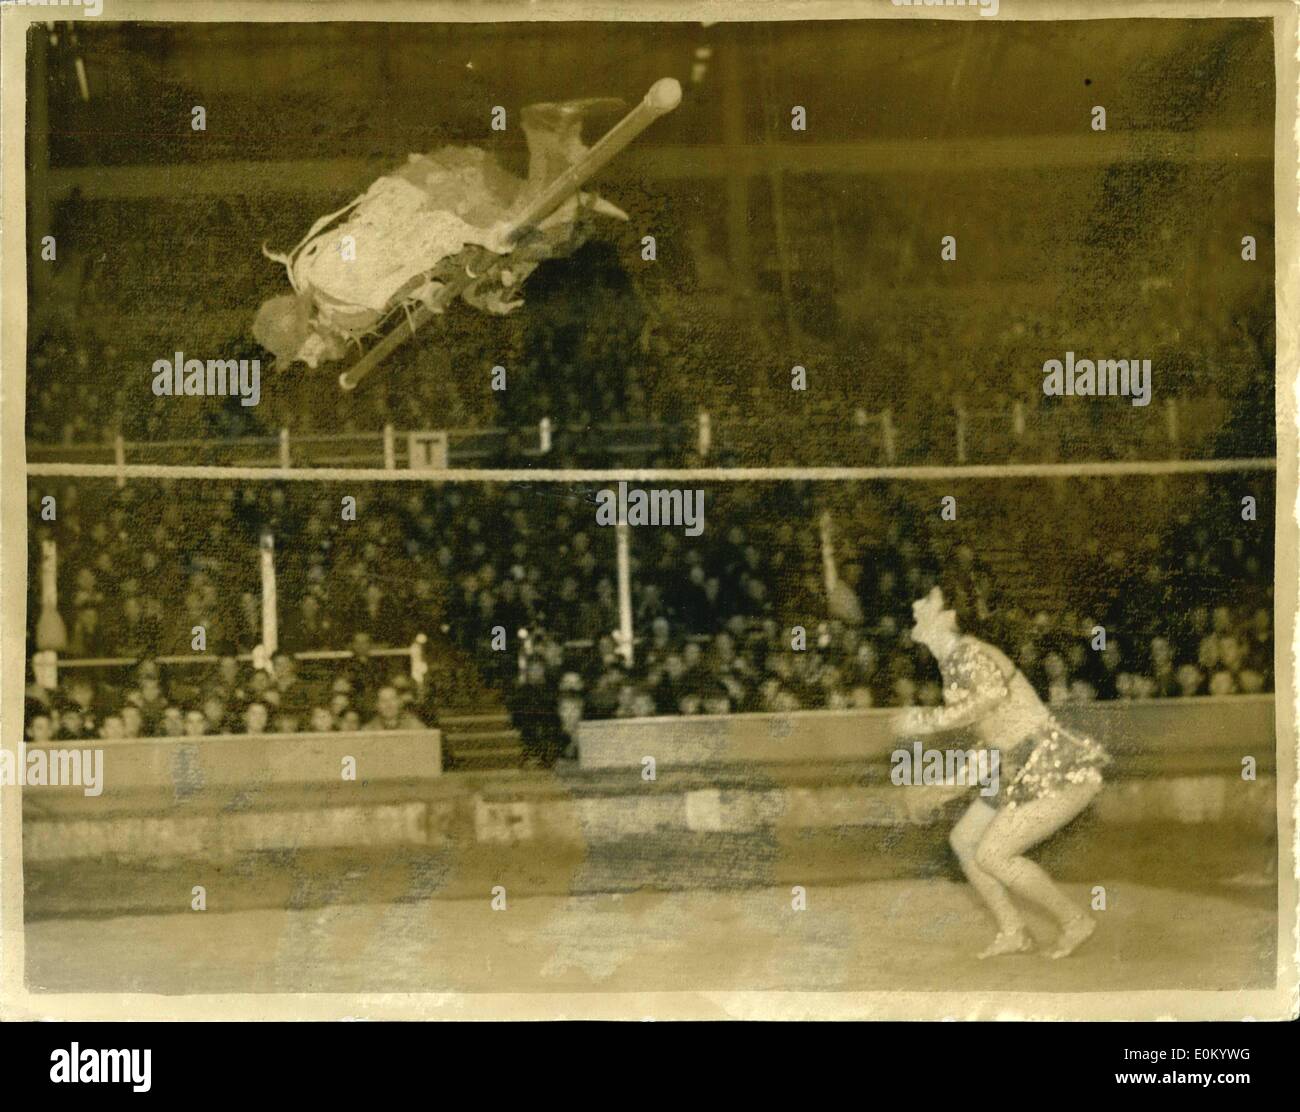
[26, 396, 1232, 479]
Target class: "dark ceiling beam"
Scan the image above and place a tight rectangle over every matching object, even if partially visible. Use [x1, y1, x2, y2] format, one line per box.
[46, 128, 1272, 201]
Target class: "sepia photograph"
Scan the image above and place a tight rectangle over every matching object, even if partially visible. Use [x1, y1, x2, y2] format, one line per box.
[2, 0, 1297, 1040]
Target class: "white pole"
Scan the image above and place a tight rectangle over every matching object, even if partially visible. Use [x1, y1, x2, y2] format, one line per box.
[615, 520, 634, 667]
[539, 417, 552, 454]
[819, 510, 838, 595]
[259, 532, 278, 663]
[32, 649, 59, 691]
[697, 408, 712, 459]
[114, 434, 126, 489]
[279, 427, 291, 468]
[410, 633, 428, 686]
[383, 423, 397, 469]
[35, 539, 67, 651]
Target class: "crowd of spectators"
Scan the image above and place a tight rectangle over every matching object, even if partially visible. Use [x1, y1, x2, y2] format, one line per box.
[25, 468, 1274, 763]
[24, 649, 429, 744]
[27, 214, 1275, 472]
[24, 200, 1276, 762]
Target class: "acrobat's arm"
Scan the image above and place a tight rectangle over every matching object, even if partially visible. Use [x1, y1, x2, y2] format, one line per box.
[904, 645, 1010, 734]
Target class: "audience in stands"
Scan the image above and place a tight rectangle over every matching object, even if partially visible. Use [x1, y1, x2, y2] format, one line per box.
[24, 468, 1273, 769]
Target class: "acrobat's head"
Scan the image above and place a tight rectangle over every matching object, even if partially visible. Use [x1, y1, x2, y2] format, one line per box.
[910, 585, 959, 649]
[252, 293, 312, 367]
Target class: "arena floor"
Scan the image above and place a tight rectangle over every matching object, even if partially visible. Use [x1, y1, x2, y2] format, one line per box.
[24, 877, 1275, 996]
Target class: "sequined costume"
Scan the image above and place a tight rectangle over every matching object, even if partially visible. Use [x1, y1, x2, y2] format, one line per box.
[911, 636, 1109, 809]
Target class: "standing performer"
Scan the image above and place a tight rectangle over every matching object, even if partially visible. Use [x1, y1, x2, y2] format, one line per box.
[893, 586, 1111, 959]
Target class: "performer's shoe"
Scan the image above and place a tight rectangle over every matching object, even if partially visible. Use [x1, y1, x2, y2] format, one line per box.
[977, 928, 1035, 959]
[1045, 915, 1096, 959]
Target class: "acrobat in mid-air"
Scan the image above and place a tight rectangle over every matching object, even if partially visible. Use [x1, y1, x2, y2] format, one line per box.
[252, 78, 682, 391]
[894, 586, 1111, 959]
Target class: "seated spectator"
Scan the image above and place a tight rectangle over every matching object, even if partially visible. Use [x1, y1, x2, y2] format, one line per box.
[1239, 669, 1265, 694]
[1176, 663, 1205, 697]
[248, 669, 277, 710]
[243, 702, 270, 735]
[55, 703, 88, 741]
[202, 694, 233, 735]
[557, 691, 584, 762]
[65, 677, 100, 735]
[1197, 634, 1222, 673]
[1130, 675, 1156, 699]
[701, 684, 732, 715]
[70, 606, 111, 658]
[586, 667, 625, 719]
[847, 684, 873, 708]
[891, 677, 918, 707]
[1146, 636, 1179, 698]
[1208, 670, 1238, 696]
[281, 594, 334, 654]
[344, 632, 386, 704]
[128, 674, 169, 735]
[1068, 679, 1097, 703]
[364, 686, 424, 731]
[210, 655, 248, 705]
[120, 705, 144, 739]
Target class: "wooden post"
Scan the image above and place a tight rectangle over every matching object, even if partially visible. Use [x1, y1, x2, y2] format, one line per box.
[259, 533, 278, 661]
[615, 521, 634, 668]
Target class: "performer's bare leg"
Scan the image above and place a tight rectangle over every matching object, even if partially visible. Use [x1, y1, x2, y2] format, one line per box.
[948, 798, 1032, 957]
[973, 780, 1102, 958]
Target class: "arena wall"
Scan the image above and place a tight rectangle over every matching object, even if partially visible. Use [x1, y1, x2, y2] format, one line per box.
[575, 695, 1276, 774]
[20, 700, 1278, 916]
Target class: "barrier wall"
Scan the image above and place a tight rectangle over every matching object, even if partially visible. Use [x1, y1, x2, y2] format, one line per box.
[576, 695, 1277, 773]
[18, 728, 442, 795]
[18, 703, 1279, 896]
[17, 729, 442, 865]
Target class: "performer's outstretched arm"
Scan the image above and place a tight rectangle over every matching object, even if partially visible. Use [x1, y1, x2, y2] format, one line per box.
[901, 644, 1009, 734]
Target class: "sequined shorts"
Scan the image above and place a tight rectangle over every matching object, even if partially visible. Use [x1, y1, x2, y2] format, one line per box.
[985, 721, 1110, 810]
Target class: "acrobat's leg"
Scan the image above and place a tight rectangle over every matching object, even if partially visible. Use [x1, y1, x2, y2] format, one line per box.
[973, 780, 1102, 957]
[950, 797, 1033, 956]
